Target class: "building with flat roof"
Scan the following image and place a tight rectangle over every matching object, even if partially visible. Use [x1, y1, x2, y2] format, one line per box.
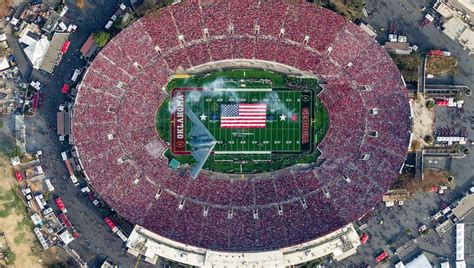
[40, 32, 69, 73]
[384, 42, 412, 55]
[435, 1, 474, 54]
[458, 27, 474, 54]
[436, 2, 458, 18]
[447, 0, 474, 20]
[443, 16, 468, 40]
[42, 11, 60, 34]
[80, 34, 99, 59]
[126, 223, 361, 267]
[57, 111, 71, 136]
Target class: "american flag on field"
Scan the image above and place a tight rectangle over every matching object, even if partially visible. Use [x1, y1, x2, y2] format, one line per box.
[220, 103, 267, 129]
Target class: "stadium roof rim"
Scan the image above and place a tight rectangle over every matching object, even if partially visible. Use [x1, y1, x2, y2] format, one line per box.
[126, 223, 361, 267]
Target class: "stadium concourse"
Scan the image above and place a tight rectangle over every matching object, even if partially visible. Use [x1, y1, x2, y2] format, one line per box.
[71, 0, 412, 266]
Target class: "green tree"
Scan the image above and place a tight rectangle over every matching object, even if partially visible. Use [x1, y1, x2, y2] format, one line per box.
[9, 146, 22, 158]
[2, 247, 16, 265]
[93, 32, 110, 48]
[426, 99, 435, 109]
[424, 135, 434, 145]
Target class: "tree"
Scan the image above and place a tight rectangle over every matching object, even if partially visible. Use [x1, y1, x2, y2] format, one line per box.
[2, 247, 16, 265]
[93, 32, 110, 48]
[424, 135, 434, 145]
[9, 146, 22, 158]
[463, 147, 469, 155]
[426, 99, 435, 109]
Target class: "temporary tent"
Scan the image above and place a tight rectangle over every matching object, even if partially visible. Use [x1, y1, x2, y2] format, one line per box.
[22, 35, 50, 69]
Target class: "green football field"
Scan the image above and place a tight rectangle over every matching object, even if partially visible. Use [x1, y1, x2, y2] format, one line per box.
[156, 69, 329, 172]
[174, 88, 312, 153]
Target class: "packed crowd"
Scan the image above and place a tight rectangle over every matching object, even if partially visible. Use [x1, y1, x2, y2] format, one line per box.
[72, 1, 411, 251]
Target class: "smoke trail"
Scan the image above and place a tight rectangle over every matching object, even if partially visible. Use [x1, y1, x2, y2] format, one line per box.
[262, 92, 294, 116]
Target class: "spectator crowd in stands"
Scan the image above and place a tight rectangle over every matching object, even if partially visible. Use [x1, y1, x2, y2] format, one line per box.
[72, 0, 411, 252]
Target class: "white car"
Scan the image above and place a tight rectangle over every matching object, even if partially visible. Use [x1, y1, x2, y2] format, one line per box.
[71, 68, 82, 82]
[59, 6, 69, 17]
[59, 104, 65, 111]
[67, 24, 77, 32]
[105, 20, 113, 30]
[57, 22, 67, 32]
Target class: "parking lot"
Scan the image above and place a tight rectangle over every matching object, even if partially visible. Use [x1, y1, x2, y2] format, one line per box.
[338, 0, 474, 266]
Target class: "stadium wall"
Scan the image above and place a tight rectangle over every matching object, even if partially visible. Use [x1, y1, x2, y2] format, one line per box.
[126, 223, 361, 267]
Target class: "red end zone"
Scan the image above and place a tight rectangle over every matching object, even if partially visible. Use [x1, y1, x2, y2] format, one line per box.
[171, 88, 205, 155]
[170, 89, 189, 155]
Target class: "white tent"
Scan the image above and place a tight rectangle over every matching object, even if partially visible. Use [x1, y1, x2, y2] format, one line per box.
[405, 254, 432, 268]
[441, 262, 450, 268]
[395, 261, 406, 268]
[21, 34, 50, 69]
[456, 223, 465, 261]
[0, 57, 10, 71]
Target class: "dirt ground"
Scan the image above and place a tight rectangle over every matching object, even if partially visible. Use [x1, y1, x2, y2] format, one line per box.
[410, 95, 434, 150]
[426, 55, 458, 75]
[394, 169, 451, 193]
[0, 155, 42, 268]
[0, 0, 11, 18]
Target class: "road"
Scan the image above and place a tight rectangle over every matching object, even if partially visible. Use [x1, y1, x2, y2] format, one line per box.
[12, 0, 152, 266]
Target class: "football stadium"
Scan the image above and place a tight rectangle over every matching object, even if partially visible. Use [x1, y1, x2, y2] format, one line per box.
[72, 0, 412, 266]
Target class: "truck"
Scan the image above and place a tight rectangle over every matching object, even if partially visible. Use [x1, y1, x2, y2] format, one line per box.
[61, 83, 69, 94]
[360, 233, 369, 244]
[58, 213, 72, 228]
[376, 251, 389, 262]
[428, 50, 451, 56]
[15, 170, 23, 182]
[55, 197, 67, 213]
[420, 13, 434, 27]
[104, 217, 128, 241]
[104, 217, 118, 233]
[45, 179, 55, 192]
[71, 68, 82, 82]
